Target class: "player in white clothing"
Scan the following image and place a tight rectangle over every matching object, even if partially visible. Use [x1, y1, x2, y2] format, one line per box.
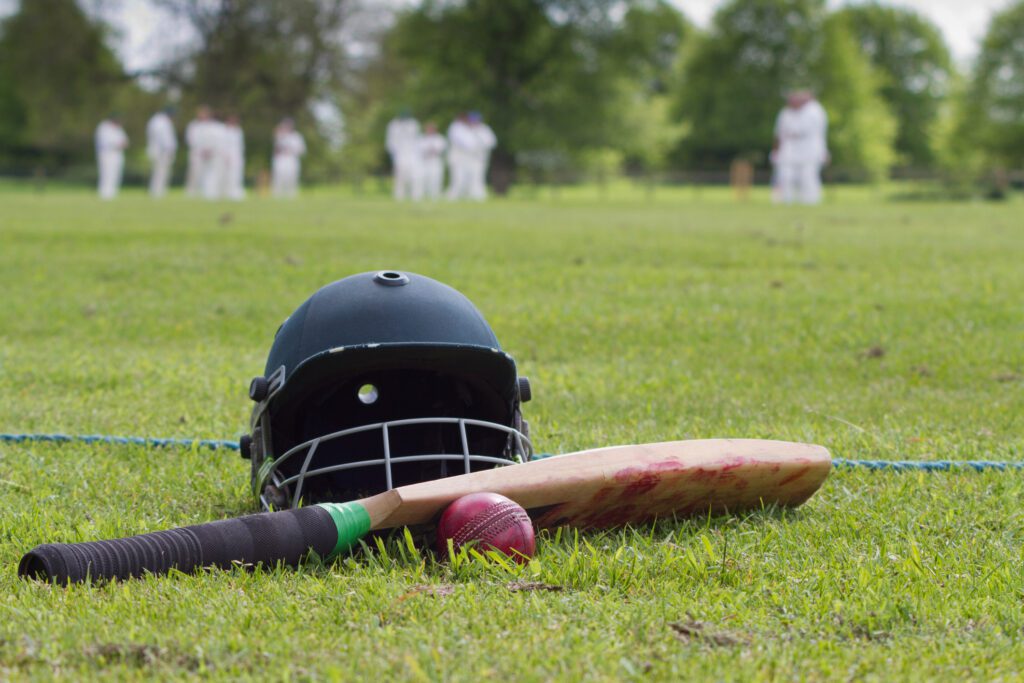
[772, 90, 828, 205]
[95, 114, 128, 200]
[146, 107, 177, 198]
[418, 122, 447, 201]
[465, 112, 496, 201]
[272, 118, 306, 198]
[185, 106, 223, 199]
[446, 112, 497, 200]
[445, 113, 472, 200]
[221, 114, 246, 200]
[386, 110, 422, 201]
[446, 111, 496, 201]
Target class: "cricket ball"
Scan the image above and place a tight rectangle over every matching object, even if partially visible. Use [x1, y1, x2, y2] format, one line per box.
[436, 492, 535, 562]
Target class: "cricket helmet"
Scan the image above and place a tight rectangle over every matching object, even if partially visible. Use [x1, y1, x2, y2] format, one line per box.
[240, 271, 532, 510]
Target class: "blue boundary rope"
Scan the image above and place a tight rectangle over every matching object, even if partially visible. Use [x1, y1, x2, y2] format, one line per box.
[831, 458, 1024, 472]
[2, 433, 1021, 472]
[0, 433, 239, 451]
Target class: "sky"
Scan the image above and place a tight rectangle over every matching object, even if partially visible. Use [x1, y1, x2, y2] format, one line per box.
[0, 0, 1015, 71]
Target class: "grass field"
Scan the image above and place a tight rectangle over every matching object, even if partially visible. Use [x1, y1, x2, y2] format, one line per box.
[1, 184, 1022, 680]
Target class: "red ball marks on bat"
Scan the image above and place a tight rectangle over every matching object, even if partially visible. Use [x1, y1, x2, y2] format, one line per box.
[436, 492, 535, 562]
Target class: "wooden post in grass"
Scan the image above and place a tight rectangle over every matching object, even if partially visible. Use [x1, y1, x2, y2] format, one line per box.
[730, 158, 753, 201]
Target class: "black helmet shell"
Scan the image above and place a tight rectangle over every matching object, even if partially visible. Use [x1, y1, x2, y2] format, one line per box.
[263, 271, 519, 420]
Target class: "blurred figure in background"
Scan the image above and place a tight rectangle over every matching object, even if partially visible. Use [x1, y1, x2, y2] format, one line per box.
[445, 112, 472, 200]
[205, 114, 229, 200]
[95, 113, 128, 200]
[221, 114, 246, 200]
[447, 110, 496, 201]
[185, 105, 221, 198]
[145, 106, 177, 198]
[272, 118, 306, 198]
[466, 111, 497, 201]
[386, 109, 422, 201]
[418, 121, 447, 201]
[772, 90, 828, 205]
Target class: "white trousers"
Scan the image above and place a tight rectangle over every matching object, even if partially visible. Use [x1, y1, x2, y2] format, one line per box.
[447, 160, 473, 200]
[272, 155, 301, 197]
[197, 154, 223, 200]
[149, 151, 174, 198]
[421, 160, 444, 200]
[185, 150, 200, 196]
[467, 157, 488, 201]
[98, 151, 124, 200]
[223, 152, 245, 200]
[393, 157, 421, 201]
[776, 162, 822, 205]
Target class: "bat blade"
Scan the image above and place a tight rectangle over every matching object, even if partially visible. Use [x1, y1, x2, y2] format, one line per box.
[363, 439, 831, 530]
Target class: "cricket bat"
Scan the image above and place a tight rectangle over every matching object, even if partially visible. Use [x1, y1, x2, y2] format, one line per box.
[20, 439, 830, 583]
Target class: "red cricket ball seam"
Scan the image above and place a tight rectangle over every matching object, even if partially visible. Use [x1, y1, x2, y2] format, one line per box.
[450, 501, 530, 548]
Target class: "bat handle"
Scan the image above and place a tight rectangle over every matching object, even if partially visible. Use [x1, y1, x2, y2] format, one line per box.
[19, 502, 371, 584]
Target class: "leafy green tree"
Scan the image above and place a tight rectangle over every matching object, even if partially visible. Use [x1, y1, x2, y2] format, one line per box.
[0, 67, 27, 162]
[834, 4, 952, 166]
[377, 0, 688, 189]
[0, 0, 128, 168]
[608, 0, 689, 94]
[606, 1, 690, 172]
[814, 15, 896, 180]
[155, 0, 350, 178]
[957, 0, 1024, 168]
[674, 0, 829, 167]
[674, 0, 895, 179]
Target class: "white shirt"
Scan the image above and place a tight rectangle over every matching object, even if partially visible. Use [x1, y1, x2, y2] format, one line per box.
[386, 118, 421, 158]
[186, 119, 222, 156]
[274, 130, 306, 158]
[448, 120, 496, 164]
[418, 133, 447, 164]
[146, 113, 177, 157]
[223, 124, 244, 159]
[95, 120, 128, 154]
[449, 121, 496, 162]
[210, 121, 228, 156]
[774, 100, 828, 165]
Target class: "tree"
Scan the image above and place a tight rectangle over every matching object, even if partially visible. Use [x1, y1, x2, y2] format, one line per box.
[154, 0, 351, 179]
[674, 0, 830, 167]
[605, 1, 690, 173]
[0, 0, 128, 168]
[957, 0, 1024, 168]
[0, 67, 27, 163]
[674, 0, 895, 179]
[607, 0, 689, 94]
[813, 15, 896, 180]
[376, 0, 687, 190]
[835, 4, 952, 166]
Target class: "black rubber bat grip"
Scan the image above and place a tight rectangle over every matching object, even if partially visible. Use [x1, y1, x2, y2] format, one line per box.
[19, 506, 339, 584]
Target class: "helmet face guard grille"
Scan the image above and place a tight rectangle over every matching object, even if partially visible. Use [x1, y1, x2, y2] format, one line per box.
[254, 416, 532, 510]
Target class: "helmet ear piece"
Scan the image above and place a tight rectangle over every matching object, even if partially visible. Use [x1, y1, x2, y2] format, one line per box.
[518, 377, 531, 402]
[249, 376, 269, 402]
[239, 434, 253, 460]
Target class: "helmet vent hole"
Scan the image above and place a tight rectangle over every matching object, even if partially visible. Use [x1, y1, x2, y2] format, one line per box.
[374, 271, 410, 286]
[357, 384, 379, 405]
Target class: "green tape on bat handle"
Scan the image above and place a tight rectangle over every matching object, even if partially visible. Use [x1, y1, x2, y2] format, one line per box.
[317, 502, 372, 558]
